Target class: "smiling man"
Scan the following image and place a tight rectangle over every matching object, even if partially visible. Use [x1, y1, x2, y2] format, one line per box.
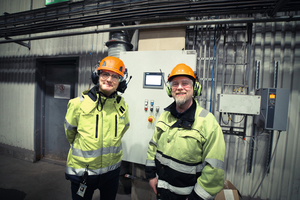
[64, 56, 130, 200]
[145, 63, 225, 200]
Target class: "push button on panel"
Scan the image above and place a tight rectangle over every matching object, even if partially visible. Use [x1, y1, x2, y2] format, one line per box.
[148, 116, 155, 123]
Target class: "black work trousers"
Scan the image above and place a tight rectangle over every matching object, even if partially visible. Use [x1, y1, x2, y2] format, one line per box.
[67, 167, 121, 200]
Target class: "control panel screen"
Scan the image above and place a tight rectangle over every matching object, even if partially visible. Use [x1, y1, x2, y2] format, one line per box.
[143, 72, 164, 89]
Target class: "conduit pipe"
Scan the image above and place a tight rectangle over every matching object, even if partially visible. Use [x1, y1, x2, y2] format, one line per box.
[209, 16, 218, 113]
[1, 15, 300, 44]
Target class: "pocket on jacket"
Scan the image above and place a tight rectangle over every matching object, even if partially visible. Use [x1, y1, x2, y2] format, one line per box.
[77, 113, 98, 141]
[178, 131, 202, 143]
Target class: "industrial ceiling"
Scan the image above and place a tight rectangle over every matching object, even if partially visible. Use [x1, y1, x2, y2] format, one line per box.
[1, 0, 300, 41]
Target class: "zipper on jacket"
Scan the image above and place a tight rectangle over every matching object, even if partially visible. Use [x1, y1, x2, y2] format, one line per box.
[115, 115, 117, 137]
[95, 114, 99, 138]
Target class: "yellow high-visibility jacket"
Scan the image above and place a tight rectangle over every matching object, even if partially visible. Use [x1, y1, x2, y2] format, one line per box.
[145, 100, 225, 200]
[64, 86, 130, 176]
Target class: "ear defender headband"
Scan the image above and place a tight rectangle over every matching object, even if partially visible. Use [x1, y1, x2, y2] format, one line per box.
[166, 81, 202, 97]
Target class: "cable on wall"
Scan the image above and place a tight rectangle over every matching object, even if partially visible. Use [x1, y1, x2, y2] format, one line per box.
[251, 131, 282, 198]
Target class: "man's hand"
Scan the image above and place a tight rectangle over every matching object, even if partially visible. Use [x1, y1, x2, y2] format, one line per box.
[149, 177, 158, 194]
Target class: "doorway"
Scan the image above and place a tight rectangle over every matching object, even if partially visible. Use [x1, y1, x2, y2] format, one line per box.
[35, 57, 78, 161]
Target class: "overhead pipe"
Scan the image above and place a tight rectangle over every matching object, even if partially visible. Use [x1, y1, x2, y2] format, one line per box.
[0, 15, 300, 44]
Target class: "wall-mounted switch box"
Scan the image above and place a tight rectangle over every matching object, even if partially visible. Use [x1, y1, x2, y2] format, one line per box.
[254, 88, 289, 131]
[217, 94, 261, 115]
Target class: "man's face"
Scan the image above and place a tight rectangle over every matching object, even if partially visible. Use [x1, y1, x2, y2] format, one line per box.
[171, 76, 194, 106]
[98, 70, 120, 96]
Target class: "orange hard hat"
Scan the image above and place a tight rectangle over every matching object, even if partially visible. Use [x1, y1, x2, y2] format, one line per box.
[168, 63, 196, 82]
[97, 56, 125, 77]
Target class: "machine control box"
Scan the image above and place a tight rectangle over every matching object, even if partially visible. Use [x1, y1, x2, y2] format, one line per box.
[217, 94, 261, 115]
[254, 88, 289, 131]
[120, 50, 197, 164]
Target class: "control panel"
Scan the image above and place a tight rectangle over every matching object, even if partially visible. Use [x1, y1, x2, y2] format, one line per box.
[120, 50, 197, 164]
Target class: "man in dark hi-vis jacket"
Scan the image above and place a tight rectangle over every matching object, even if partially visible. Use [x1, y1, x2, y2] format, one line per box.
[145, 63, 225, 200]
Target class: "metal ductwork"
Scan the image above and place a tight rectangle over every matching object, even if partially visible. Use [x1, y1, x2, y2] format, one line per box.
[106, 23, 135, 58]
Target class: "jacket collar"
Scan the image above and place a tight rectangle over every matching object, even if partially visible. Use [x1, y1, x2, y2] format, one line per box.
[165, 99, 196, 129]
[87, 85, 117, 102]
[81, 85, 126, 116]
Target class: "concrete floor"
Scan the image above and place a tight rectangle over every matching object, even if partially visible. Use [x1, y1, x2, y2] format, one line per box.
[0, 155, 131, 200]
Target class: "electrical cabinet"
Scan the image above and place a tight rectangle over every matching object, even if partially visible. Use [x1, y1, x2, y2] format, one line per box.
[254, 88, 289, 131]
[217, 94, 261, 115]
[119, 50, 197, 165]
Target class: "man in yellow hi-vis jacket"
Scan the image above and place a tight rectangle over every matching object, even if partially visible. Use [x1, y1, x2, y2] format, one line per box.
[145, 63, 225, 200]
[64, 56, 130, 200]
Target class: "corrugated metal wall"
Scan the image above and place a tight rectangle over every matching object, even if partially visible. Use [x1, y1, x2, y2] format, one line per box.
[187, 15, 300, 199]
[0, 0, 36, 149]
[0, 27, 109, 149]
[0, 1, 300, 199]
[0, 0, 110, 153]
[249, 19, 300, 200]
[0, 56, 36, 149]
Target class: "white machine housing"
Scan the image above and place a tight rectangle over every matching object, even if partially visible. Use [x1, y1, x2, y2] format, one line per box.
[120, 50, 197, 165]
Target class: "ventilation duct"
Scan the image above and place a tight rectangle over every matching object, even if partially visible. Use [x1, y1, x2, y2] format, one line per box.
[106, 23, 135, 58]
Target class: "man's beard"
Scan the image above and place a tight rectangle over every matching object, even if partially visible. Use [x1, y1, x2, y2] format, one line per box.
[174, 95, 187, 106]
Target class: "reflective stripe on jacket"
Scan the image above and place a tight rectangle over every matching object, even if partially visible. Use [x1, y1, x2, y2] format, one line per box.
[145, 100, 225, 200]
[64, 86, 130, 176]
